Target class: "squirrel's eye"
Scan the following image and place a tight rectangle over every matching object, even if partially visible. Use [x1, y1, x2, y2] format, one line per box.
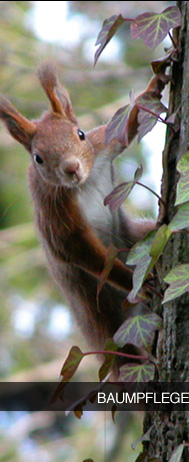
[77, 129, 85, 141]
[34, 154, 44, 165]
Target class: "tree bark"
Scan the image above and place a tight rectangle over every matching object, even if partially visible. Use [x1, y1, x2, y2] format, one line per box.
[143, 1, 189, 460]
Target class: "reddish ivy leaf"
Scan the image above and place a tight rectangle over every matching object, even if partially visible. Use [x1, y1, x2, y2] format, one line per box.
[136, 92, 167, 142]
[94, 14, 125, 65]
[74, 408, 83, 419]
[104, 166, 143, 212]
[114, 313, 162, 351]
[60, 346, 84, 381]
[97, 244, 119, 299]
[131, 7, 181, 49]
[105, 102, 134, 146]
[151, 48, 177, 74]
[119, 362, 155, 382]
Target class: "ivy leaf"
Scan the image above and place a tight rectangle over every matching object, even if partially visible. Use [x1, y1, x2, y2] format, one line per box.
[50, 346, 84, 404]
[151, 49, 176, 74]
[94, 14, 125, 65]
[131, 425, 153, 450]
[105, 102, 134, 146]
[127, 230, 156, 297]
[136, 93, 167, 142]
[169, 202, 189, 232]
[104, 166, 143, 212]
[97, 244, 118, 300]
[74, 409, 83, 419]
[119, 362, 155, 382]
[168, 444, 185, 462]
[98, 339, 118, 381]
[150, 224, 172, 262]
[127, 225, 172, 298]
[60, 346, 84, 381]
[131, 7, 181, 49]
[114, 313, 162, 351]
[175, 151, 189, 206]
[163, 264, 189, 304]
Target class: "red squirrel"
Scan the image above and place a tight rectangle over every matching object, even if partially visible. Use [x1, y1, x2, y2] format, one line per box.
[0, 63, 165, 351]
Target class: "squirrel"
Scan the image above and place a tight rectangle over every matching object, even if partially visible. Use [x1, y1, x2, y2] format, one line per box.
[0, 63, 166, 353]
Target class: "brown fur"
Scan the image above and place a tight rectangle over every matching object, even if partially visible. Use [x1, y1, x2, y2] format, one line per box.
[0, 63, 163, 352]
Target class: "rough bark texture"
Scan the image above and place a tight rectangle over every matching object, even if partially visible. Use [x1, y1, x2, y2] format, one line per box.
[143, 2, 189, 461]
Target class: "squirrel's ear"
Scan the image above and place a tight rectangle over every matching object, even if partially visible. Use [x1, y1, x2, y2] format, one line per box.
[0, 95, 36, 151]
[38, 62, 78, 124]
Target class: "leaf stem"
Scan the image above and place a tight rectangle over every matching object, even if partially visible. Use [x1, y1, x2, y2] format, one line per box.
[168, 31, 177, 49]
[83, 350, 148, 361]
[144, 283, 163, 300]
[136, 181, 166, 209]
[136, 103, 176, 134]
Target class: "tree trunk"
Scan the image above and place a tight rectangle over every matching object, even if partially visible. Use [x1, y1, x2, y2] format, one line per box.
[143, 1, 189, 460]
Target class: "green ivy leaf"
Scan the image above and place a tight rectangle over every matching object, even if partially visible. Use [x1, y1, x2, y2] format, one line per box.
[94, 14, 125, 65]
[136, 93, 167, 142]
[168, 443, 185, 462]
[114, 313, 162, 351]
[169, 202, 189, 232]
[163, 264, 189, 304]
[150, 224, 172, 261]
[175, 151, 189, 205]
[127, 230, 156, 297]
[60, 346, 84, 381]
[104, 166, 143, 212]
[98, 339, 118, 381]
[131, 7, 181, 49]
[119, 362, 155, 382]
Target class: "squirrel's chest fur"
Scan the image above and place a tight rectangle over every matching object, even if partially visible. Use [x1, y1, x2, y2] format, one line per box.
[77, 154, 117, 247]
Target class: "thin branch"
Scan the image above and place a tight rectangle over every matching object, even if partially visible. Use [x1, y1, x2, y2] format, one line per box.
[136, 181, 166, 209]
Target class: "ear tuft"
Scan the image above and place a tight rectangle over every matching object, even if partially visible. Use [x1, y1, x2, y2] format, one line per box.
[38, 61, 77, 124]
[0, 94, 36, 150]
[38, 62, 63, 115]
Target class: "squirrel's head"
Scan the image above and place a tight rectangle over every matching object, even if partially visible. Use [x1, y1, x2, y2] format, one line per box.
[0, 62, 95, 188]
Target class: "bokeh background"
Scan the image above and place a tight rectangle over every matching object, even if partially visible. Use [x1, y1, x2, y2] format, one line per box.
[0, 1, 173, 461]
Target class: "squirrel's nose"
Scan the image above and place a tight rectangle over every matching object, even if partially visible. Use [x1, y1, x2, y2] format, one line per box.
[64, 159, 80, 175]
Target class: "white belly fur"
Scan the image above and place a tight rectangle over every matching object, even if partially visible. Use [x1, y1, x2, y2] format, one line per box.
[77, 154, 114, 245]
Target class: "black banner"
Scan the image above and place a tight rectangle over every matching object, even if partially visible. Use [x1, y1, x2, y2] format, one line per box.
[0, 382, 189, 411]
